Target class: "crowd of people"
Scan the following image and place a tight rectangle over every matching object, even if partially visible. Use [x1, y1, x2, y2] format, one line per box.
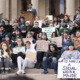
[0, 4, 80, 75]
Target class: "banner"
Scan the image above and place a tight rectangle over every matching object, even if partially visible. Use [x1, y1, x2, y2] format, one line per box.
[58, 59, 80, 79]
[42, 27, 55, 39]
[36, 40, 50, 52]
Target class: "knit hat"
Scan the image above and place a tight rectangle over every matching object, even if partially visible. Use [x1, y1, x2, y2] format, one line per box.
[26, 21, 30, 24]
[5, 34, 11, 38]
[75, 21, 80, 27]
[63, 30, 69, 34]
[62, 23, 67, 27]
[68, 41, 74, 46]
[27, 31, 32, 35]
[42, 32, 47, 36]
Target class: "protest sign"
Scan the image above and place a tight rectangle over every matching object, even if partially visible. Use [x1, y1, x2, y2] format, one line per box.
[42, 27, 55, 39]
[36, 40, 50, 52]
[50, 37, 62, 47]
[58, 59, 80, 79]
[26, 51, 36, 62]
[13, 46, 25, 54]
[23, 38, 33, 44]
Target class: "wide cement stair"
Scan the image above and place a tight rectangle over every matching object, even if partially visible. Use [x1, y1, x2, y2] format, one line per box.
[0, 68, 60, 80]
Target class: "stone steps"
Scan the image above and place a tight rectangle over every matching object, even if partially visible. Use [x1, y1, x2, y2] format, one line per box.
[0, 73, 59, 80]
[0, 68, 60, 80]
[11, 68, 54, 74]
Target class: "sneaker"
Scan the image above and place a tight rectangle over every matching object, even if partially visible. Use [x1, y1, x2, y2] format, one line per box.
[5, 70, 9, 74]
[22, 70, 26, 74]
[1, 70, 5, 74]
[41, 71, 48, 74]
[16, 71, 22, 75]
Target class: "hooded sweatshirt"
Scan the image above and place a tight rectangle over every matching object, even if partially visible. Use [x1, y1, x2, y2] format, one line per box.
[45, 43, 61, 59]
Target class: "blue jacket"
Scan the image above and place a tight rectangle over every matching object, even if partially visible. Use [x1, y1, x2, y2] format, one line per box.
[27, 8, 37, 16]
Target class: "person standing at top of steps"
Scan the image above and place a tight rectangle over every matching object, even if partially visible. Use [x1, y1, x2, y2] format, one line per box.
[16, 41, 36, 75]
[27, 3, 37, 16]
[42, 42, 61, 74]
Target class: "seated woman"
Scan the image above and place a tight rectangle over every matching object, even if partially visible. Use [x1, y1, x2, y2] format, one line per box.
[61, 41, 80, 59]
[51, 32, 58, 38]
[42, 42, 60, 74]
[11, 38, 26, 67]
[26, 31, 36, 43]
[0, 42, 12, 73]
[61, 30, 71, 53]
[53, 16, 61, 30]
[37, 32, 48, 68]
[42, 17, 50, 28]
[17, 41, 36, 74]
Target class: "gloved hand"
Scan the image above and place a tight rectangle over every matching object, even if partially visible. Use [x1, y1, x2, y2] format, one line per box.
[48, 56, 53, 62]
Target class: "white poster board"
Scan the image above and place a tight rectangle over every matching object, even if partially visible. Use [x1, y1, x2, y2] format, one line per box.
[42, 27, 55, 39]
[58, 59, 80, 79]
[50, 37, 62, 47]
[13, 46, 25, 54]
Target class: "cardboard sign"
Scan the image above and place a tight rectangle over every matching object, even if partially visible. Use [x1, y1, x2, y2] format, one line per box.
[58, 59, 80, 79]
[26, 51, 36, 62]
[42, 27, 55, 39]
[50, 37, 62, 47]
[36, 40, 50, 52]
[23, 38, 33, 44]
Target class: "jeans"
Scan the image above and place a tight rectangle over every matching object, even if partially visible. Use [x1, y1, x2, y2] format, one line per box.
[43, 57, 58, 74]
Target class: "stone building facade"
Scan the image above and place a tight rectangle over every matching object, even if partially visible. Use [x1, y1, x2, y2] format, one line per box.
[0, 0, 80, 20]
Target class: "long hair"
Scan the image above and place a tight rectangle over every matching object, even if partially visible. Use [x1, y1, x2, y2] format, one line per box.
[63, 15, 71, 22]
[0, 41, 11, 57]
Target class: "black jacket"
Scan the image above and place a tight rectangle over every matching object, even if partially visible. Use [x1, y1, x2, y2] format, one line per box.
[4, 25, 12, 33]
[70, 26, 80, 35]
[30, 27, 41, 40]
[45, 43, 61, 59]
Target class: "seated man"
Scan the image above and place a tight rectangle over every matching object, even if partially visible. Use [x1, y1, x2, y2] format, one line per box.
[27, 3, 37, 16]
[42, 42, 60, 74]
[30, 22, 41, 40]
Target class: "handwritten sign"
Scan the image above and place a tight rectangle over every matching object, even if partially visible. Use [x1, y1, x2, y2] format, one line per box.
[26, 51, 36, 62]
[42, 27, 55, 39]
[36, 40, 50, 52]
[23, 38, 33, 44]
[13, 46, 25, 54]
[50, 37, 62, 47]
[58, 59, 80, 79]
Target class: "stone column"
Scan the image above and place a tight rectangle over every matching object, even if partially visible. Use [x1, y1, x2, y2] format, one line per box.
[0, 0, 6, 18]
[6, 0, 9, 19]
[11, 0, 18, 19]
[17, 0, 21, 18]
[38, 0, 46, 19]
[66, 0, 75, 20]
[31, 0, 39, 15]
[45, 0, 49, 15]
